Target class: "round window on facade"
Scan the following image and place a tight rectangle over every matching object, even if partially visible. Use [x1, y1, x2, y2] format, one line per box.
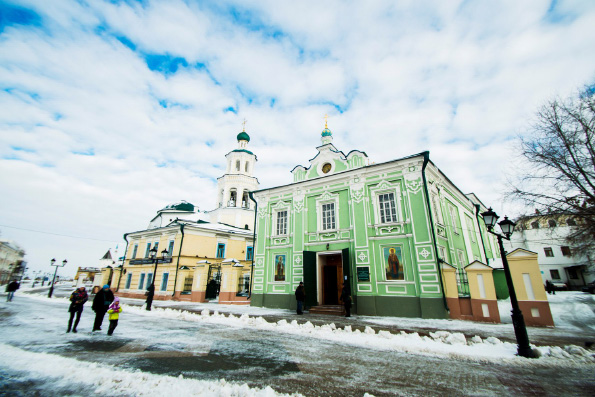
[322, 163, 332, 174]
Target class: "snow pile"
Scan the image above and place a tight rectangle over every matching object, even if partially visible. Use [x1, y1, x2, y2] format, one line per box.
[123, 305, 595, 366]
[0, 343, 301, 397]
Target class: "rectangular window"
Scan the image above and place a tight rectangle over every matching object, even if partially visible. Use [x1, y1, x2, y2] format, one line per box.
[457, 249, 467, 267]
[246, 246, 254, 261]
[550, 269, 560, 279]
[153, 242, 159, 252]
[378, 193, 398, 223]
[438, 246, 447, 261]
[544, 247, 554, 257]
[561, 246, 572, 257]
[322, 203, 336, 230]
[125, 273, 132, 289]
[161, 273, 169, 291]
[138, 273, 146, 290]
[146, 273, 153, 287]
[168, 240, 175, 256]
[466, 216, 476, 243]
[449, 205, 459, 234]
[132, 244, 138, 259]
[216, 243, 226, 258]
[431, 194, 442, 224]
[276, 210, 288, 235]
[144, 243, 151, 258]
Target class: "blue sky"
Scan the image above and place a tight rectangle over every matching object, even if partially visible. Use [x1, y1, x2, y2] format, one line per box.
[0, 0, 594, 275]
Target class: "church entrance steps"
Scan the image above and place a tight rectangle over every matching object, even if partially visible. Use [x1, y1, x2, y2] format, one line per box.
[308, 305, 344, 316]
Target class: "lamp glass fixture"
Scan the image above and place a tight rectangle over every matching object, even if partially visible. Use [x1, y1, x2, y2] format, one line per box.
[498, 216, 516, 237]
[161, 249, 168, 259]
[149, 246, 157, 259]
[481, 208, 499, 229]
[51, 258, 56, 265]
[62, 259, 67, 266]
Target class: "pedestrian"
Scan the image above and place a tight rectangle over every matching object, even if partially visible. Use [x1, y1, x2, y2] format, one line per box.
[545, 280, 556, 295]
[5, 279, 20, 302]
[92, 284, 114, 331]
[340, 282, 352, 317]
[67, 286, 88, 333]
[107, 297, 122, 336]
[145, 283, 155, 310]
[295, 281, 305, 315]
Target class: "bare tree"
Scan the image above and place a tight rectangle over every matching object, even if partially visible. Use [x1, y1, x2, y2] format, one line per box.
[508, 86, 595, 259]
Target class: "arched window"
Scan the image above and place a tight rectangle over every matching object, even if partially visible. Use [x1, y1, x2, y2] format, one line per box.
[531, 221, 539, 229]
[245, 162, 249, 172]
[236, 160, 240, 171]
[548, 219, 557, 227]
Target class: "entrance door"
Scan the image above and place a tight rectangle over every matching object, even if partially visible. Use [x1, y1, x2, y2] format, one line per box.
[322, 253, 343, 305]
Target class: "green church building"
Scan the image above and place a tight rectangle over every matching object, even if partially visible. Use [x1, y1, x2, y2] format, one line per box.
[250, 122, 502, 319]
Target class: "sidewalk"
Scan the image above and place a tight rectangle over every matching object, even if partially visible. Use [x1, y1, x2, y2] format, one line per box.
[120, 296, 595, 349]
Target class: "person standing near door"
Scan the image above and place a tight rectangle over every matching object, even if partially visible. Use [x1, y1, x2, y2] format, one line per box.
[340, 282, 352, 317]
[92, 285, 114, 331]
[295, 281, 305, 315]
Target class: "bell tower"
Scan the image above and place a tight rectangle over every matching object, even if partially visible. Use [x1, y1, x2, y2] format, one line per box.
[207, 122, 259, 229]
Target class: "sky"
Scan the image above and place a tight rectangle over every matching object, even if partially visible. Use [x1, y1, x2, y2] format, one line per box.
[1, 0, 594, 276]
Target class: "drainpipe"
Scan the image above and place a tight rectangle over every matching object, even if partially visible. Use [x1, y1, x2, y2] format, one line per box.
[474, 204, 489, 264]
[172, 222, 185, 297]
[116, 234, 129, 292]
[248, 191, 258, 299]
[421, 151, 449, 312]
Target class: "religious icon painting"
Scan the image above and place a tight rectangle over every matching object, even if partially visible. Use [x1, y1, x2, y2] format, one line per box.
[384, 246, 404, 280]
[274, 254, 286, 281]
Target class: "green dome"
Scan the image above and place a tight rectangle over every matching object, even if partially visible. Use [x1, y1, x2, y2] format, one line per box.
[321, 127, 332, 137]
[237, 131, 250, 142]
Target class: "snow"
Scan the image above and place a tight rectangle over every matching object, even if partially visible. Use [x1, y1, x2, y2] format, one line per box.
[0, 343, 295, 397]
[17, 291, 595, 366]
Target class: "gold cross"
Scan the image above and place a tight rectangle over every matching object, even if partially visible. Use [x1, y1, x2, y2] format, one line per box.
[324, 114, 328, 128]
[242, 118, 247, 132]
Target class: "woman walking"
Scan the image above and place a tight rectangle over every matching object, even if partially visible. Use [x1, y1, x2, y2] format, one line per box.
[67, 286, 88, 333]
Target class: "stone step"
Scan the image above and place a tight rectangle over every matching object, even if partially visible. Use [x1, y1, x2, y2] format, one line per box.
[308, 305, 344, 315]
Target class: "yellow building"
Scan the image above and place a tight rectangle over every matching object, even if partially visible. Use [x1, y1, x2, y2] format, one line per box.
[110, 129, 258, 304]
[113, 219, 254, 304]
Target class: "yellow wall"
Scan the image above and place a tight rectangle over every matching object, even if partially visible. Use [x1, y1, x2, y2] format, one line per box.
[466, 267, 497, 300]
[507, 251, 548, 301]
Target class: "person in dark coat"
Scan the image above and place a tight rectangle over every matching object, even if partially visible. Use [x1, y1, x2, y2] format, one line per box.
[295, 281, 305, 315]
[340, 282, 352, 317]
[6, 280, 20, 302]
[67, 286, 88, 333]
[92, 284, 114, 331]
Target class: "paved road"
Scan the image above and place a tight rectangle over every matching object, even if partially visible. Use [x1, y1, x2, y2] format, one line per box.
[0, 288, 594, 396]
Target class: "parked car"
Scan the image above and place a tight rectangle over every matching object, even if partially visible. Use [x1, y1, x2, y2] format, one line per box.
[582, 282, 595, 294]
[552, 282, 568, 291]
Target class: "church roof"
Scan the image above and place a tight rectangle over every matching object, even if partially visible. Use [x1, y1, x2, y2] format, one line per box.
[321, 127, 332, 137]
[161, 201, 195, 212]
[101, 250, 112, 260]
[231, 148, 254, 155]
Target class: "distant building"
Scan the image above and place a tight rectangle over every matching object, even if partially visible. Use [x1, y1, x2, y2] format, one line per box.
[112, 128, 258, 304]
[73, 267, 101, 285]
[0, 240, 26, 284]
[504, 214, 594, 289]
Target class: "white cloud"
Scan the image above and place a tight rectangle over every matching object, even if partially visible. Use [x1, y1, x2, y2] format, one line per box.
[0, 0, 594, 273]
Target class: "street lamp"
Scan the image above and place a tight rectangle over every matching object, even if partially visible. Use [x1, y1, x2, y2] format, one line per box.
[145, 247, 168, 311]
[481, 208, 536, 358]
[48, 258, 67, 298]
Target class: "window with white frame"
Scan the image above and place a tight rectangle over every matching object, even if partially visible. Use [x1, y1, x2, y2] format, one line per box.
[438, 246, 447, 261]
[431, 194, 443, 224]
[466, 216, 476, 242]
[322, 203, 336, 230]
[449, 204, 459, 234]
[457, 249, 467, 267]
[378, 192, 398, 223]
[276, 210, 288, 235]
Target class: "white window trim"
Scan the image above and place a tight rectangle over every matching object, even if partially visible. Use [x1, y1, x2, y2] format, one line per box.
[138, 272, 146, 290]
[449, 203, 460, 234]
[160, 272, 169, 291]
[271, 201, 291, 237]
[431, 193, 444, 225]
[456, 249, 467, 267]
[466, 216, 476, 243]
[370, 181, 402, 226]
[315, 192, 340, 232]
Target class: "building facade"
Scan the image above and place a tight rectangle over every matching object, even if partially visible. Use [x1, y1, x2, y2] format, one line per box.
[112, 130, 258, 304]
[504, 214, 594, 289]
[0, 240, 26, 285]
[251, 124, 505, 320]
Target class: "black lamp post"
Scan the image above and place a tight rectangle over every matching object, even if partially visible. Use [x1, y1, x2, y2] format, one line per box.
[48, 258, 67, 298]
[481, 208, 536, 358]
[146, 247, 168, 311]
